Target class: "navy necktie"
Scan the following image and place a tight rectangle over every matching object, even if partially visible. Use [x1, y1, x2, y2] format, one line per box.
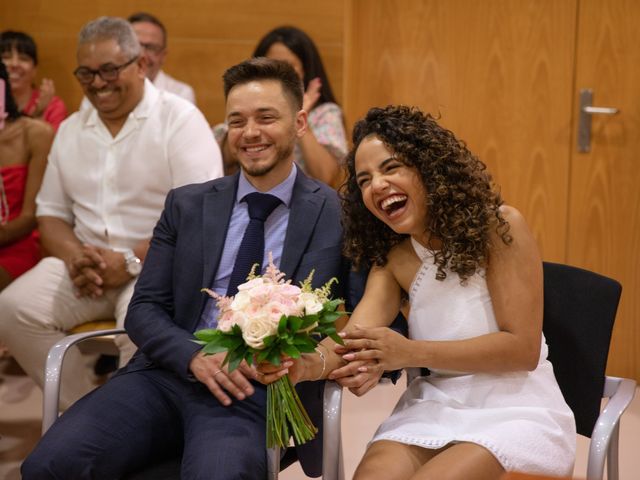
[226, 192, 282, 296]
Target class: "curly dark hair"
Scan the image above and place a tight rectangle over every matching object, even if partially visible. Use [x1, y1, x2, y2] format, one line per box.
[341, 105, 511, 282]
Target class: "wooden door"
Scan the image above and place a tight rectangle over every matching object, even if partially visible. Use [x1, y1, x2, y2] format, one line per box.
[568, 0, 640, 379]
[345, 0, 639, 380]
[345, 0, 577, 262]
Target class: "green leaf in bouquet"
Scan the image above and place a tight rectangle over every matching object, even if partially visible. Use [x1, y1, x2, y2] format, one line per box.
[225, 343, 249, 372]
[319, 311, 342, 324]
[281, 343, 301, 358]
[244, 350, 254, 366]
[292, 335, 317, 352]
[221, 335, 244, 351]
[257, 346, 281, 366]
[202, 342, 229, 355]
[265, 348, 282, 366]
[300, 314, 319, 329]
[297, 343, 317, 354]
[277, 315, 288, 335]
[292, 335, 316, 347]
[328, 331, 343, 345]
[323, 298, 344, 311]
[287, 315, 303, 332]
[193, 328, 219, 342]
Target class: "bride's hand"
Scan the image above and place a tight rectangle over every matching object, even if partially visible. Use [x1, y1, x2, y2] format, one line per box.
[328, 355, 384, 397]
[338, 325, 412, 372]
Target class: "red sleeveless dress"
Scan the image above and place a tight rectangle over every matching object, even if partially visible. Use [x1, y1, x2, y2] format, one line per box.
[0, 164, 41, 278]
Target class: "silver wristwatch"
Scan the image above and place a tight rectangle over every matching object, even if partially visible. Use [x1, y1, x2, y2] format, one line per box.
[123, 249, 142, 277]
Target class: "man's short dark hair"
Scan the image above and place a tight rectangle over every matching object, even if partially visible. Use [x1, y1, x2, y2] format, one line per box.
[0, 31, 38, 65]
[128, 12, 167, 47]
[223, 57, 304, 111]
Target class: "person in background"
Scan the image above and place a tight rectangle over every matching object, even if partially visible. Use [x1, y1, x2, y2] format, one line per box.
[0, 62, 54, 356]
[215, 26, 347, 187]
[0, 16, 222, 408]
[0, 31, 68, 131]
[129, 11, 196, 104]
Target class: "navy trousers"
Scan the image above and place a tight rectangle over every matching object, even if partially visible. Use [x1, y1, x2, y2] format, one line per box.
[22, 368, 268, 480]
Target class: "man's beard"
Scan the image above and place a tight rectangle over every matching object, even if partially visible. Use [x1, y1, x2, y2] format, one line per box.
[241, 135, 296, 177]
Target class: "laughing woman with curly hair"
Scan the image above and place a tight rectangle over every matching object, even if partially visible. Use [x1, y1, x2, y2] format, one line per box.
[260, 105, 576, 480]
[335, 105, 576, 479]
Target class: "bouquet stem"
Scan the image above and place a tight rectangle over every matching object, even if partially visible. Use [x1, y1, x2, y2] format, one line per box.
[266, 375, 318, 448]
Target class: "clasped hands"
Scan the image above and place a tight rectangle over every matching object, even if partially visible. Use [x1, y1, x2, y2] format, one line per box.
[191, 326, 411, 406]
[67, 244, 132, 298]
[329, 325, 412, 396]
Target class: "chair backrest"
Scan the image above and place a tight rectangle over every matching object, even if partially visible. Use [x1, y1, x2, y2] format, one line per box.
[542, 261, 622, 437]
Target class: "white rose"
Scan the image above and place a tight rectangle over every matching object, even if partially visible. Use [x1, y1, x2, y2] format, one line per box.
[242, 313, 279, 349]
[230, 290, 251, 311]
[298, 292, 324, 315]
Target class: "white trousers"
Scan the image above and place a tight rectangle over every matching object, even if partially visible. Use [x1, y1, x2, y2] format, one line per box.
[0, 257, 137, 408]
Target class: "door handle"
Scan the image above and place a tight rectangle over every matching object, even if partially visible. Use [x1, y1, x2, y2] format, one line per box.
[578, 89, 620, 153]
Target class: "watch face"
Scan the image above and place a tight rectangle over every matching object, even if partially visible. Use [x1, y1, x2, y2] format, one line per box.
[126, 257, 142, 276]
[128, 261, 142, 276]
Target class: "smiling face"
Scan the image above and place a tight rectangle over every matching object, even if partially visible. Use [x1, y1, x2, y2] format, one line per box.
[77, 38, 145, 125]
[226, 79, 306, 190]
[354, 135, 430, 242]
[1, 48, 36, 96]
[132, 21, 166, 81]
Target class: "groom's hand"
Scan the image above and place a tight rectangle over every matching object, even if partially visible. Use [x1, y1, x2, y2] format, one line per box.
[189, 352, 258, 406]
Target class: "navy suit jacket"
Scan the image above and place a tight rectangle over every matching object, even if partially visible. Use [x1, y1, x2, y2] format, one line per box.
[124, 169, 360, 476]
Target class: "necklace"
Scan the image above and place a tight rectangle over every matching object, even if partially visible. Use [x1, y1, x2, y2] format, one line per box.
[0, 174, 9, 225]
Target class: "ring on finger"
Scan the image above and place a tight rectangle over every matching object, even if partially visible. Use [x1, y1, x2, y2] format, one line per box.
[213, 369, 223, 377]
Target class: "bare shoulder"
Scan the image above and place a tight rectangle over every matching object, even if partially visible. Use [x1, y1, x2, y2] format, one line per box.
[24, 117, 54, 142]
[499, 204, 527, 227]
[387, 238, 419, 268]
[490, 204, 541, 265]
[24, 118, 54, 154]
[386, 238, 423, 292]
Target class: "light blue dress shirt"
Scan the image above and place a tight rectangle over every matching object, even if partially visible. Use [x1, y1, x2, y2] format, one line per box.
[197, 164, 297, 330]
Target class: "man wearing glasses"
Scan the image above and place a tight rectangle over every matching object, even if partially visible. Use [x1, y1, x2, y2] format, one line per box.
[129, 11, 196, 104]
[0, 16, 222, 410]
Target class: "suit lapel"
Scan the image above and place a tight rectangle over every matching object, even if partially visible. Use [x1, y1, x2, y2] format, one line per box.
[280, 171, 324, 279]
[202, 174, 238, 288]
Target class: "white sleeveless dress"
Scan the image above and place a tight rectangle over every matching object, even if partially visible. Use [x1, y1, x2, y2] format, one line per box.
[370, 238, 576, 476]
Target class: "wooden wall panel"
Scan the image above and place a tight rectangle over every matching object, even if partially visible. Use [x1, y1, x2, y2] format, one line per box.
[0, 0, 345, 125]
[345, 0, 577, 261]
[568, 0, 640, 379]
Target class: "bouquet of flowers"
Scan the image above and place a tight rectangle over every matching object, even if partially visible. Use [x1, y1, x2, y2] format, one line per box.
[194, 259, 345, 448]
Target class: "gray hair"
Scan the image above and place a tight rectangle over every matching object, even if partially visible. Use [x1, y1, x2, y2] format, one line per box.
[78, 16, 141, 58]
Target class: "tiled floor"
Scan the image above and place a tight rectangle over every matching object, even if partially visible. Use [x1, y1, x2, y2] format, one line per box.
[1, 357, 639, 479]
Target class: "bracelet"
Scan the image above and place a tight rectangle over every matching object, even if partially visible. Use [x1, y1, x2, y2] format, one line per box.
[313, 345, 327, 381]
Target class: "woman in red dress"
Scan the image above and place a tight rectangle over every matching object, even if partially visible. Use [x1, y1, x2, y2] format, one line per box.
[0, 30, 67, 131]
[0, 61, 53, 291]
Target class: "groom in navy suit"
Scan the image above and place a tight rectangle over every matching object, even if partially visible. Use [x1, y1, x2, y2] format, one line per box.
[23, 58, 359, 479]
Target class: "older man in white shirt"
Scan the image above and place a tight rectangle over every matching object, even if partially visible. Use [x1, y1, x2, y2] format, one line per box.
[0, 16, 222, 409]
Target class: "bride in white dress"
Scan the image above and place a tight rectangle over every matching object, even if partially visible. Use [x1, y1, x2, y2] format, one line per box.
[329, 105, 576, 480]
[259, 105, 576, 479]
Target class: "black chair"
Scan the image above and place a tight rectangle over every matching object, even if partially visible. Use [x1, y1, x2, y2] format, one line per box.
[398, 262, 635, 480]
[541, 261, 635, 480]
[42, 329, 344, 479]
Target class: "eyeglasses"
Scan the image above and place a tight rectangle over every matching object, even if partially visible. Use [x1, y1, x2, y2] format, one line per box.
[139, 42, 165, 55]
[73, 56, 138, 85]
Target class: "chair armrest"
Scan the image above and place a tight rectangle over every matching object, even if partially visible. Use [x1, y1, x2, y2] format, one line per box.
[323, 380, 344, 480]
[586, 376, 637, 480]
[42, 328, 127, 435]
